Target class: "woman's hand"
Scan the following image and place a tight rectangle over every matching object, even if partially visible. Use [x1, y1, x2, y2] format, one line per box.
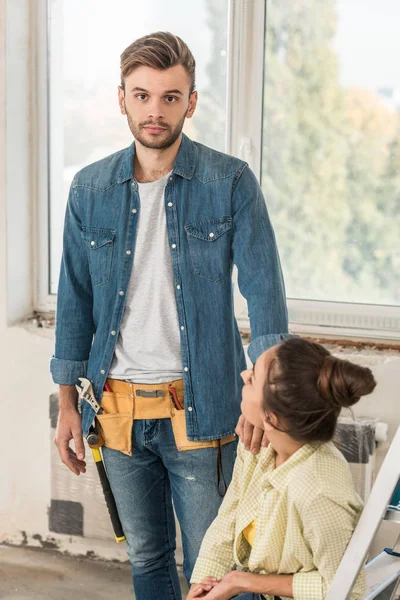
[187, 577, 220, 599]
[194, 572, 242, 600]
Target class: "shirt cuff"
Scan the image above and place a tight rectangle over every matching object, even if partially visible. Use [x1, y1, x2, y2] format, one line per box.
[190, 557, 231, 584]
[247, 333, 299, 364]
[50, 356, 88, 385]
[292, 571, 323, 600]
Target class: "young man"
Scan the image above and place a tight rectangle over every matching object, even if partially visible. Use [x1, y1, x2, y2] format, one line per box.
[51, 32, 292, 600]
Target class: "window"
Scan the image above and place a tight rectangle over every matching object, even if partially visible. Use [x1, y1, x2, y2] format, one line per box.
[259, 0, 400, 337]
[46, 0, 229, 296]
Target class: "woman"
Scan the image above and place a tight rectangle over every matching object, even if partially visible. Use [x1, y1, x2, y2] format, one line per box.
[187, 337, 376, 600]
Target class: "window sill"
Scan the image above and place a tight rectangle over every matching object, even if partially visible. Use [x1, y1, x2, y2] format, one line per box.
[239, 326, 400, 351]
[28, 310, 400, 350]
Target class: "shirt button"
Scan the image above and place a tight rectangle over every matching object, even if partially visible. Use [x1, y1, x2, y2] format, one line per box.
[90, 241, 95, 246]
[119, 290, 124, 296]
[209, 232, 215, 238]
[111, 330, 116, 336]
[100, 369, 105, 375]
[132, 209, 137, 214]
[176, 284, 181, 290]
[187, 406, 193, 412]
[126, 250, 131, 255]
[180, 326, 185, 331]
[169, 176, 173, 182]
[184, 367, 189, 372]
[171, 244, 177, 249]
[168, 202, 173, 207]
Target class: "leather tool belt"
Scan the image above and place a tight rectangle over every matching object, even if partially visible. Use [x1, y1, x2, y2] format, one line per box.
[96, 378, 236, 456]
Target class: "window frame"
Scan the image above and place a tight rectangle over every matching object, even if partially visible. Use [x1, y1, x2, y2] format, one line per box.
[35, 0, 56, 312]
[34, 0, 400, 340]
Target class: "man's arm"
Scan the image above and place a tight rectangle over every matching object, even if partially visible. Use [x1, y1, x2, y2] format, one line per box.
[51, 182, 94, 474]
[231, 164, 293, 363]
[50, 182, 94, 385]
[231, 165, 295, 451]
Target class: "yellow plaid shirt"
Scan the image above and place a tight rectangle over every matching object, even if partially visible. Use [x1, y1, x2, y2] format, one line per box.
[191, 441, 365, 600]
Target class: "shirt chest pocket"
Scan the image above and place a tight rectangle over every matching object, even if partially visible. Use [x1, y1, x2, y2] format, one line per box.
[184, 217, 232, 282]
[81, 227, 116, 287]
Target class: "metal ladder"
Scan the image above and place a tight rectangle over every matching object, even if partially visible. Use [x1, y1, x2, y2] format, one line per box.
[326, 425, 400, 599]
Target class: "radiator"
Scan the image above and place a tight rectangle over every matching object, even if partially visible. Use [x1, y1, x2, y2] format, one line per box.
[334, 417, 381, 502]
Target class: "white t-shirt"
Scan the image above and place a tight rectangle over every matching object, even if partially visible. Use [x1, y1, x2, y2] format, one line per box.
[108, 171, 183, 383]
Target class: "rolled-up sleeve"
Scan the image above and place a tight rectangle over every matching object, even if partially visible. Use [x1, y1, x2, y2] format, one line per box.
[293, 494, 365, 600]
[50, 357, 88, 385]
[247, 333, 298, 364]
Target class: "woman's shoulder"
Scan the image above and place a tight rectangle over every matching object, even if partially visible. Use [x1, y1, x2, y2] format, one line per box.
[287, 442, 360, 509]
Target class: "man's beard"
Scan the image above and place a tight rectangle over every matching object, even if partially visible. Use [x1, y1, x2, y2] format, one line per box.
[125, 107, 187, 150]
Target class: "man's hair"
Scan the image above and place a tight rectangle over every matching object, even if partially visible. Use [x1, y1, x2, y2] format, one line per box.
[120, 32, 196, 94]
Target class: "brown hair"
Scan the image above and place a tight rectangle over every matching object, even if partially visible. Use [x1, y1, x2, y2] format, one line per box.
[263, 338, 376, 443]
[120, 32, 196, 93]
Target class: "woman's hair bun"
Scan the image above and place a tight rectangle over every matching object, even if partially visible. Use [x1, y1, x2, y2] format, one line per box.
[317, 355, 376, 409]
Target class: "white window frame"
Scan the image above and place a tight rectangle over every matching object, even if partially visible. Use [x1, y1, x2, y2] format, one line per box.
[34, 0, 400, 340]
[34, 0, 57, 312]
[3, 0, 34, 324]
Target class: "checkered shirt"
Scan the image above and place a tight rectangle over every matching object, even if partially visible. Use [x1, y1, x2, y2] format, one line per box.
[191, 441, 365, 600]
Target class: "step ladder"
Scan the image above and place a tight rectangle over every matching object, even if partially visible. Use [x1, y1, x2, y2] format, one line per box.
[326, 425, 400, 599]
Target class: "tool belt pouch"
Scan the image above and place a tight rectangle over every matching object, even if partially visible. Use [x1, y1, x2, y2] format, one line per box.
[96, 392, 134, 456]
[170, 387, 236, 451]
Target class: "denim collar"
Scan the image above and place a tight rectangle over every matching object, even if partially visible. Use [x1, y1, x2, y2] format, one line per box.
[117, 132, 196, 184]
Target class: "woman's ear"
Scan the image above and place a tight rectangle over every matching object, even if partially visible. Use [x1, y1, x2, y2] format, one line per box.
[263, 412, 278, 432]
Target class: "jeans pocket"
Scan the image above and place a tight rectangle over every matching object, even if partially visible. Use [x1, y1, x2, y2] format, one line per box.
[81, 226, 116, 287]
[185, 217, 232, 282]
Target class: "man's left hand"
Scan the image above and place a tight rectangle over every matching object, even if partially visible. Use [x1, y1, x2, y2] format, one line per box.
[235, 414, 268, 454]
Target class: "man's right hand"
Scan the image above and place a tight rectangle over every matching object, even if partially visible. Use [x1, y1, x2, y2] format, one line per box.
[54, 385, 86, 476]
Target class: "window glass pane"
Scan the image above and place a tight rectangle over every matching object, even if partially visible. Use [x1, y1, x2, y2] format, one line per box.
[49, 0, 229, 294]
[262, 0, 400, 305]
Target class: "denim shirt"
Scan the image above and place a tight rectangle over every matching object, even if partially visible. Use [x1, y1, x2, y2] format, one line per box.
[50, 134, 292, 439]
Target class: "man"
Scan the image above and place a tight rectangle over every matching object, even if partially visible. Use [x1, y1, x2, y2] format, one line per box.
[51, 32, 292, 600]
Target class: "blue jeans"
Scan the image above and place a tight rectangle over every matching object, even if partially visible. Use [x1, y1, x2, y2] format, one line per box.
[232, 595, 264, 599]
[102, 418, 237, 600]
[233, 596, 276, 599]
